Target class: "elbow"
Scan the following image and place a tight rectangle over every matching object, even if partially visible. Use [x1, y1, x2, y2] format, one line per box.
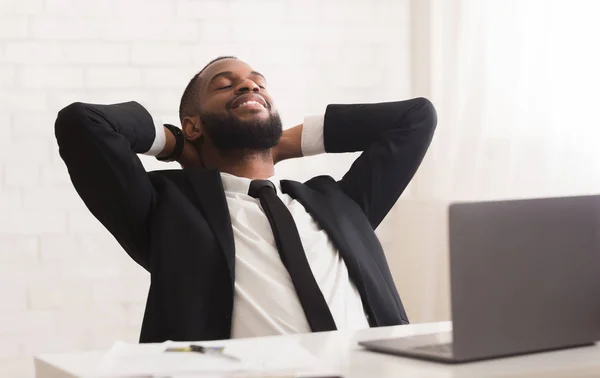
[414, 97, 438, 132]
[54, 102, 90, 143]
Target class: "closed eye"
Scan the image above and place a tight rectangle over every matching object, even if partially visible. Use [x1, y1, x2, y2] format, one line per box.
[216, 85, 232, 90]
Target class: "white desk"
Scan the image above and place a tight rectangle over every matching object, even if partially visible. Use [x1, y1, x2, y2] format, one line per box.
[35, 321, 600, 378]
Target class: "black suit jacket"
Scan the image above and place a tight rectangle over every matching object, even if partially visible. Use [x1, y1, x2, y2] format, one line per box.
[55, 98, 437, 343]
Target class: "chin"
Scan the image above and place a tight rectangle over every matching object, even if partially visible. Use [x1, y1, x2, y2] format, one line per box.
[234, 111, 271, 121]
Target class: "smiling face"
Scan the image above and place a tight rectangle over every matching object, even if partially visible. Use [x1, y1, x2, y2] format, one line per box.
[183, 58, 282, 152]
[200, 59, 273, 120]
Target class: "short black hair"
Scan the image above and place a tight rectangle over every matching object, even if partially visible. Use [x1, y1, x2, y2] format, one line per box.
[178, 56, 238, 122]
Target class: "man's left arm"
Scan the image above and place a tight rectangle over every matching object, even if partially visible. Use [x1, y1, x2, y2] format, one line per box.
[277, 98, 437, 229]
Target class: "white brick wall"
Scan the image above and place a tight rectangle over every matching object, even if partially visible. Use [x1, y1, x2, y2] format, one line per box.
[0, 0, 411, 376]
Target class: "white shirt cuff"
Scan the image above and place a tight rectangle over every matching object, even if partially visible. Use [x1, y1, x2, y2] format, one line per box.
[301, 114, 325, 156]
[144, 114, 166, 156]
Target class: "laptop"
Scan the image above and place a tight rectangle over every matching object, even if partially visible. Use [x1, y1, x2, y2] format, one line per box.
[360, 195, 600, 363]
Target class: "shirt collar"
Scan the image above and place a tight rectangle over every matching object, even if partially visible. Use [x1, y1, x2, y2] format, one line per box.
[220, 172, 281, 195]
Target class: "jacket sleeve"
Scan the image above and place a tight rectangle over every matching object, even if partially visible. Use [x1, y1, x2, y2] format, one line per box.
[324, 98, 437, 229]
[55, 101, 161, 270]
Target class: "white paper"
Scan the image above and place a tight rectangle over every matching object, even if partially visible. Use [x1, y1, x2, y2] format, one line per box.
[88, 338, 339, 378]
[90, 341, 246, 377]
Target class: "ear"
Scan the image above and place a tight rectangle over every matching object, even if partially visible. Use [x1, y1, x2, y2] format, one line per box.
[182, 116, 203, 142]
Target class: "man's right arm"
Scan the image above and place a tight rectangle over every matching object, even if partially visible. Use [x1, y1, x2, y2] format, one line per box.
[55, 101, 168, 270]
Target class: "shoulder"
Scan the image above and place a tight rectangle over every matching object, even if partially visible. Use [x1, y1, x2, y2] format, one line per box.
[148, 169, 186, 182]
[304, 175, 339, 193]
[148, 169, 191, 194]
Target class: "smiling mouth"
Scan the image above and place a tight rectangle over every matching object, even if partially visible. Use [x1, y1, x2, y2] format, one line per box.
[232, 100, 267, 110]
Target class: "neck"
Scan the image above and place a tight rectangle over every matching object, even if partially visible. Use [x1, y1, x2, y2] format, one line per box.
[209, 148, 275, 179]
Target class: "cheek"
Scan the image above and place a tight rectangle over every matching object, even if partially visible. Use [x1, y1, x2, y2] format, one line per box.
[263, 96, 276, 109]
[202, 95, 230, 113]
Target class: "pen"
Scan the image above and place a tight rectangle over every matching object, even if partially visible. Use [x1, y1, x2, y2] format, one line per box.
[190, 344, 241, 361]
[164, 344, 241, 361]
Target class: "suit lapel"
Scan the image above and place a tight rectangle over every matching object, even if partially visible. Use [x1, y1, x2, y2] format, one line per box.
[186, 169, 236, 282]
[280, 180, 369, 304]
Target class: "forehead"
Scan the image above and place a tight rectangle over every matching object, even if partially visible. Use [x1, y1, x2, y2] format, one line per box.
[199, 58, 255, 84]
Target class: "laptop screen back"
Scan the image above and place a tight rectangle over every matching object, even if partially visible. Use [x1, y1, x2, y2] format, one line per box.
[449, 195, 600, 360]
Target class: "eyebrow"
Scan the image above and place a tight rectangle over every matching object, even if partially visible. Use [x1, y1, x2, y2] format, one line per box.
[207, 70, 267, 86]
[251, 71, 267, 82]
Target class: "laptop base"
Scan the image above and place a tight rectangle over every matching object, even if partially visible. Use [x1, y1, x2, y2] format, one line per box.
[359, 337, 596, 364]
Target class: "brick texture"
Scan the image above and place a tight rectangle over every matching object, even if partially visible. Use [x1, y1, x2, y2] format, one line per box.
[0, 0, 410, 376]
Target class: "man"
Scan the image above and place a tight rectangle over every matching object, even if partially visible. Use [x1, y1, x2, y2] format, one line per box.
[55, 56, 437, 343]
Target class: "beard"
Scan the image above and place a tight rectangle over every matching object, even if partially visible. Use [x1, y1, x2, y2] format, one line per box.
[199, 111, 283, 152]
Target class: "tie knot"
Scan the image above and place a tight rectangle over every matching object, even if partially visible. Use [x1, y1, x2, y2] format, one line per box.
[248, 179, 276, 198]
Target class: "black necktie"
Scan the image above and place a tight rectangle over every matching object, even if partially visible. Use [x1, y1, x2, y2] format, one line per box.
[248, 179, 337, 332]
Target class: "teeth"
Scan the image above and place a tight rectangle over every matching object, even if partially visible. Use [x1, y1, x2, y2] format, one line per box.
[237, 100, 264, 108]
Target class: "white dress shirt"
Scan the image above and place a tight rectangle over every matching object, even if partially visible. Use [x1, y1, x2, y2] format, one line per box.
[144, 112, 369, 338]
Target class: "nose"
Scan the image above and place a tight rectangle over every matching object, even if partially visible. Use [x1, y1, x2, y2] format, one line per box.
[235, 78, 260, 94]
